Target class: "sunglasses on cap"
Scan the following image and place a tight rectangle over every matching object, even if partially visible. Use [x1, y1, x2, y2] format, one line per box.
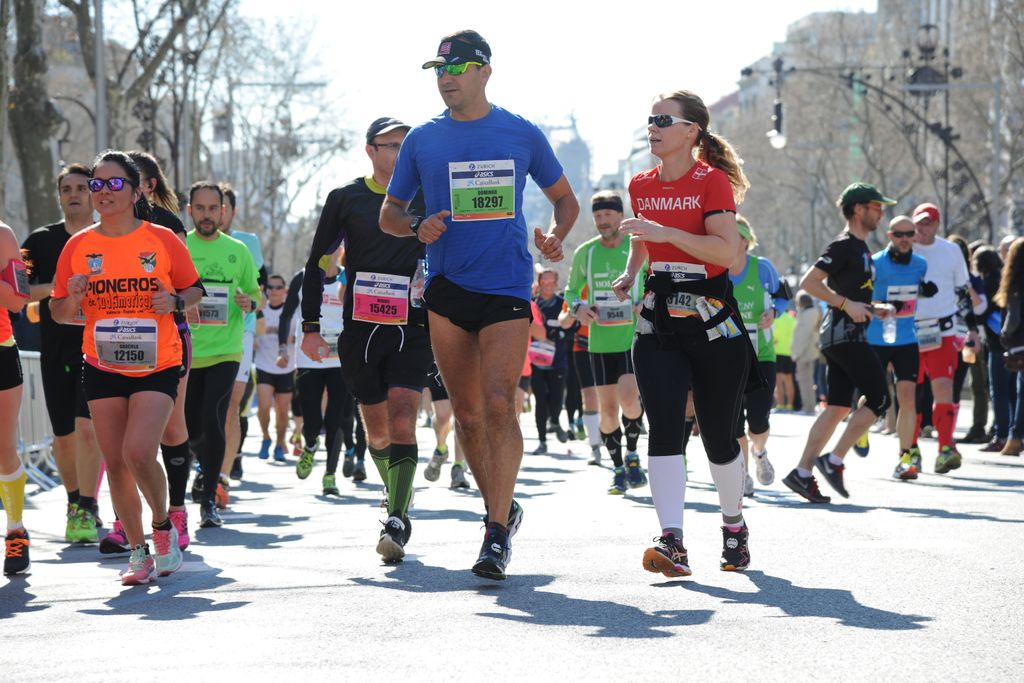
[891, 230, 915, 238]
[88, 177, 129, 192]
[434, 62, 482, 77]
[648, 114, 697, 128]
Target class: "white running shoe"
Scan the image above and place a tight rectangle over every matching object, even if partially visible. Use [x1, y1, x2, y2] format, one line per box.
[753, 448, 775, 486]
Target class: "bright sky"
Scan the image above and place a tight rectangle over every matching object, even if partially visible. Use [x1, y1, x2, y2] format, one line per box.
[241, 0, 877, 206]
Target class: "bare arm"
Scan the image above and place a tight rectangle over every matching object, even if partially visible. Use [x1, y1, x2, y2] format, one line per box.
[800, 266, 872, 323]
[611, 238, 650, 302]
[0, 225, 27, 313]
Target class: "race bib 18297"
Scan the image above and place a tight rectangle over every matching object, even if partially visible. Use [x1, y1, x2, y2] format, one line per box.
[449, 160, 515, 222]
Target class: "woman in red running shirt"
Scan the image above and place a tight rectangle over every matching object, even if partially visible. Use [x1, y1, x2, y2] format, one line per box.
[51, 151, 203, 586]
[612, 90, 755, 578]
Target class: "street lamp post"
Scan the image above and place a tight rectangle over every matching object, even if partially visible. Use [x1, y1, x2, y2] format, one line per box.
[741, 24, 996, 241]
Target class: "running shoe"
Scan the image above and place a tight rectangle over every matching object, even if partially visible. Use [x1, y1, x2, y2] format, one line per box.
[642, 533, 691, 578]
[471, 525, 510, 581]
[574, 420, 586, 441]
[720, 525, 750, 571]
[100, 520, 131, 554]
[90, 505, 104, 529]
[814, 454, 849, 498]
[744, 472, 755, 498]
[215, 475, 230, 510]
[781, 469, 831, 504]
[1000, 438, 1022, 456]
[322, 474, 340, 496]
[190, 473, 204, 504]
[893, 451, 919, 480]
[608, 466, 627, 495]
[258, 438, 272, 460]
[853, 432, 870, 457]
[588, 446, 602, 466]
[230, 455, 243, 481]
[909, 445, 923, 473]
[401, 515, 413, 545]
[342, 447, 356, 477]
[532, 441, 547, 455]
[423, 447, 447, 482]
[507, 500, 524, 540]
[72, 505, 98, 544]
[934, 445, 962, 474]
[624, 453, 648, 489]
[169, 509, 190, 550]
[450, 463, 471, 490]
[3, 528, 30, 575]
[552, 422, 569, 444]
[65, 503, 77, 543]
[273, 445, 287, 462]
[296, 446, 315, 479]
[199, 500, 223, 528]
[153, 526, 183, 577]
[753, 448, 775, 485]
[121, 545, 155, 586]
[352, 460, 367, 482]
[376, 516, 406, 564]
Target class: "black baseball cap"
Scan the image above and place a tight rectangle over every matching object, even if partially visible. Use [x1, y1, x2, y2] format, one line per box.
[422, 32, 491, 69]
[365, 117, 410, 144]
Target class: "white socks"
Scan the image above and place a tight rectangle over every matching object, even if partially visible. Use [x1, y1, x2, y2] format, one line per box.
[648, 454, 687, 535]
[583, 411, 601, 448]
[709, 454, 745, 524]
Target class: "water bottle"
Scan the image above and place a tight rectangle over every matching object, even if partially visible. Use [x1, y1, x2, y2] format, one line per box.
[410, 258, 426, 308]
[882, 304, 897, 344]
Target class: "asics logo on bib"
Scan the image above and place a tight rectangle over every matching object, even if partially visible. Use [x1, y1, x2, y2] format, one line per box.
[88, 277, 161, 295]
[634, 196, 702, 212]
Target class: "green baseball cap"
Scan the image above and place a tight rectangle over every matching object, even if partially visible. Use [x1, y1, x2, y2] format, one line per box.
[838, 182, 897, 209]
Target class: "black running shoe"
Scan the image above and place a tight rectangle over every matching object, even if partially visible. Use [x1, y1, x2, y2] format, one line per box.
[342, 447, 355, 478]
[376, 516, 406, 564]
[190, 473, 205, 504]
[4, 529, 30, 575]
[351, 460, 367, 482]
[199, 500, 223, 528]
[552, 424, 569, 444]
[532, 442, 547, 455]
[229, 456, 243, 481]
[814, 454, 849, 498]
[782, 469, 832, 504]
[720, 524, 750, 571]
[471, 525, 510, 581]
[400, 515, 412, 545]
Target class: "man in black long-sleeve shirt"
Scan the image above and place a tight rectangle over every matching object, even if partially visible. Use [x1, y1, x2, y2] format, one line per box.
[297, 117, 430, 564]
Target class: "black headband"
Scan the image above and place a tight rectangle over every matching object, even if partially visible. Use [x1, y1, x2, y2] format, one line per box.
[592, 199, 623, 213]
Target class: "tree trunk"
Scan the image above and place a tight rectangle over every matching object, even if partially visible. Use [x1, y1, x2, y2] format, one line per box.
[0, 0, 11, 214]
[8, 0, 61, 229]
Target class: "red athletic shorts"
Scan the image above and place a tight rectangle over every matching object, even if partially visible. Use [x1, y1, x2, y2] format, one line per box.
[917, 335, 959, 382]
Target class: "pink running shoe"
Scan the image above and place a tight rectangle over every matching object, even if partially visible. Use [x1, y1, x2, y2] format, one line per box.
[169, 509, 190, 550]
[121, 545, 155, 585]
[100, 520, 131, 555]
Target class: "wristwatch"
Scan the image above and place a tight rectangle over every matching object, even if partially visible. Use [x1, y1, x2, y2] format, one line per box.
[409, 216, 424, 234]
[301, 321, 320, 333]
[173, 294, 185, 313]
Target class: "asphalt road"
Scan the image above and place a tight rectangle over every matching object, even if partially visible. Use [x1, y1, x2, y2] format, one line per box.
[3, 405, 1022, 681]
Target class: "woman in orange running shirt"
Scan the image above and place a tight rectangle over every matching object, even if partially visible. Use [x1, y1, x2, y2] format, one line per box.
[51, 151, 203, 586]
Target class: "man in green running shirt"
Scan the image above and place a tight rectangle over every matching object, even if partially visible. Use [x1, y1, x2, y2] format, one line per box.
[183, 181, 261, 529]
[561, 191, 648, 495]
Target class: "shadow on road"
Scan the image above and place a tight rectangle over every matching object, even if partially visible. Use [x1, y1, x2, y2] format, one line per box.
[0, 578, 49, 619]
[351, 564, 712, 638]
[77, 555, 246, 621]
[759, 494, 1023, 523]
[193, 525, 303, 549]
[676, 570, 931, 630]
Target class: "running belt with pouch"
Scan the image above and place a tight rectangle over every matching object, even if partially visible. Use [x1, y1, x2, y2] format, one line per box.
[640, 270, 766, 393]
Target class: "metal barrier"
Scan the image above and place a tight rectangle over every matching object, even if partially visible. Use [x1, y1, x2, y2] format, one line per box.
[15, 350, 60, 491]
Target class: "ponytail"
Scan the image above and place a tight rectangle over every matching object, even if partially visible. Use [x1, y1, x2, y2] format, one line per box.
[697, 130, 749, 204]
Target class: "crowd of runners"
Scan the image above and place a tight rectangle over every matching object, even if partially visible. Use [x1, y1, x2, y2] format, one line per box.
[3, 29, 1024, 584]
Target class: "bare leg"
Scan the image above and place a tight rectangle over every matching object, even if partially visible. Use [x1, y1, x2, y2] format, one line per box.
[797, 405, 850, 471]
